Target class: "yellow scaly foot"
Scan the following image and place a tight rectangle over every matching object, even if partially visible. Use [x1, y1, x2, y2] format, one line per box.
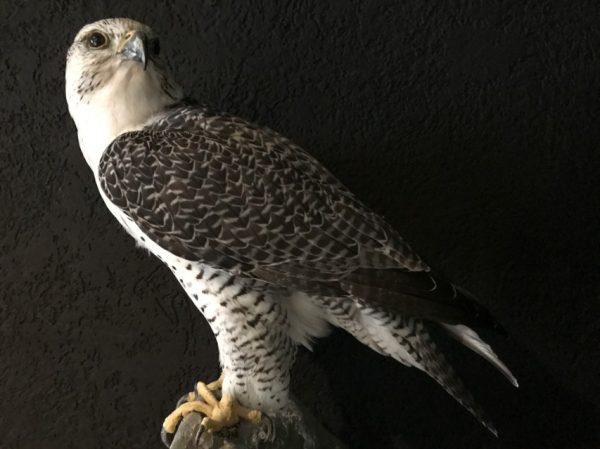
[162, 373, 261, 434]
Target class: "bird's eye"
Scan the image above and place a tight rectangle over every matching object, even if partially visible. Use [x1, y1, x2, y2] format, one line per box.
[88, 32, 107, 48]
[150, 38, 160, 56]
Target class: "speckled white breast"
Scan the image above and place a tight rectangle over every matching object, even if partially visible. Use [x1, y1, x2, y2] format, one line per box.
[95, 177, 297, 410]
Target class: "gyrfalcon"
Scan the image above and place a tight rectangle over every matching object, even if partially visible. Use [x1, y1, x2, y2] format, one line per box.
[65, 18, 517, 437]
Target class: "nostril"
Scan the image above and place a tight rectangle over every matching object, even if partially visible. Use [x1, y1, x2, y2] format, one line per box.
[124, 31, 134, 39]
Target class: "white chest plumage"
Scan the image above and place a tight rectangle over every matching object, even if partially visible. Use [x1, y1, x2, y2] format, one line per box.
[95, 175, 297, 411]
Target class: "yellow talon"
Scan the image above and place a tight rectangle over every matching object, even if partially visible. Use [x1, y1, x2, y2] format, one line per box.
[162, 373, 262, 435]
[162, 400, 213, 434]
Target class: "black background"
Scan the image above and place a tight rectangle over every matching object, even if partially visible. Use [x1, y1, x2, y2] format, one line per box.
[1, 1, 599, 448]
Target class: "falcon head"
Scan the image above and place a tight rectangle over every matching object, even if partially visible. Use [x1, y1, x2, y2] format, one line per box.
[65, 18, 183, 168]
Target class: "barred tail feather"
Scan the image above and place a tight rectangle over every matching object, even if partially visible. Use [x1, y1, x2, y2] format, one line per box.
[441, 323, 518, 387]
[413, 327, 499, 437]
[325, 298, 500, 436]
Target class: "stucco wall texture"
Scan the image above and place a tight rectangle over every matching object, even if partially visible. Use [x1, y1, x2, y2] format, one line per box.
[1, 1, 599, 448]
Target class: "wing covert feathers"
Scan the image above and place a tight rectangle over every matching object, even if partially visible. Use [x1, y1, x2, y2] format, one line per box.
[99, 106, 503, 331]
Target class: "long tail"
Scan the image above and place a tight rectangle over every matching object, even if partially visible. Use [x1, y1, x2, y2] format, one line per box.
[441, 323, 518, 388]
[409, 322, 499, 436]
[323, 297, 509, 436]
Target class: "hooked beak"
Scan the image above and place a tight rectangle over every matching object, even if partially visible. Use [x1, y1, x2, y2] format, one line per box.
[119, 31, 148, 70]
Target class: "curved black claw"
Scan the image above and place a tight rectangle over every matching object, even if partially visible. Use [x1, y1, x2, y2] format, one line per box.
[161, 426, 174, 448]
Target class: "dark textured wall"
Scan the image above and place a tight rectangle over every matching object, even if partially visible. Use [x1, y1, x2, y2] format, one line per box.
[1, 1, 599, 448]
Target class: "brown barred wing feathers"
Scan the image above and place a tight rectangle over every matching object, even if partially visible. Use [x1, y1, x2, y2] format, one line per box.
[98, 110, 498, 331]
